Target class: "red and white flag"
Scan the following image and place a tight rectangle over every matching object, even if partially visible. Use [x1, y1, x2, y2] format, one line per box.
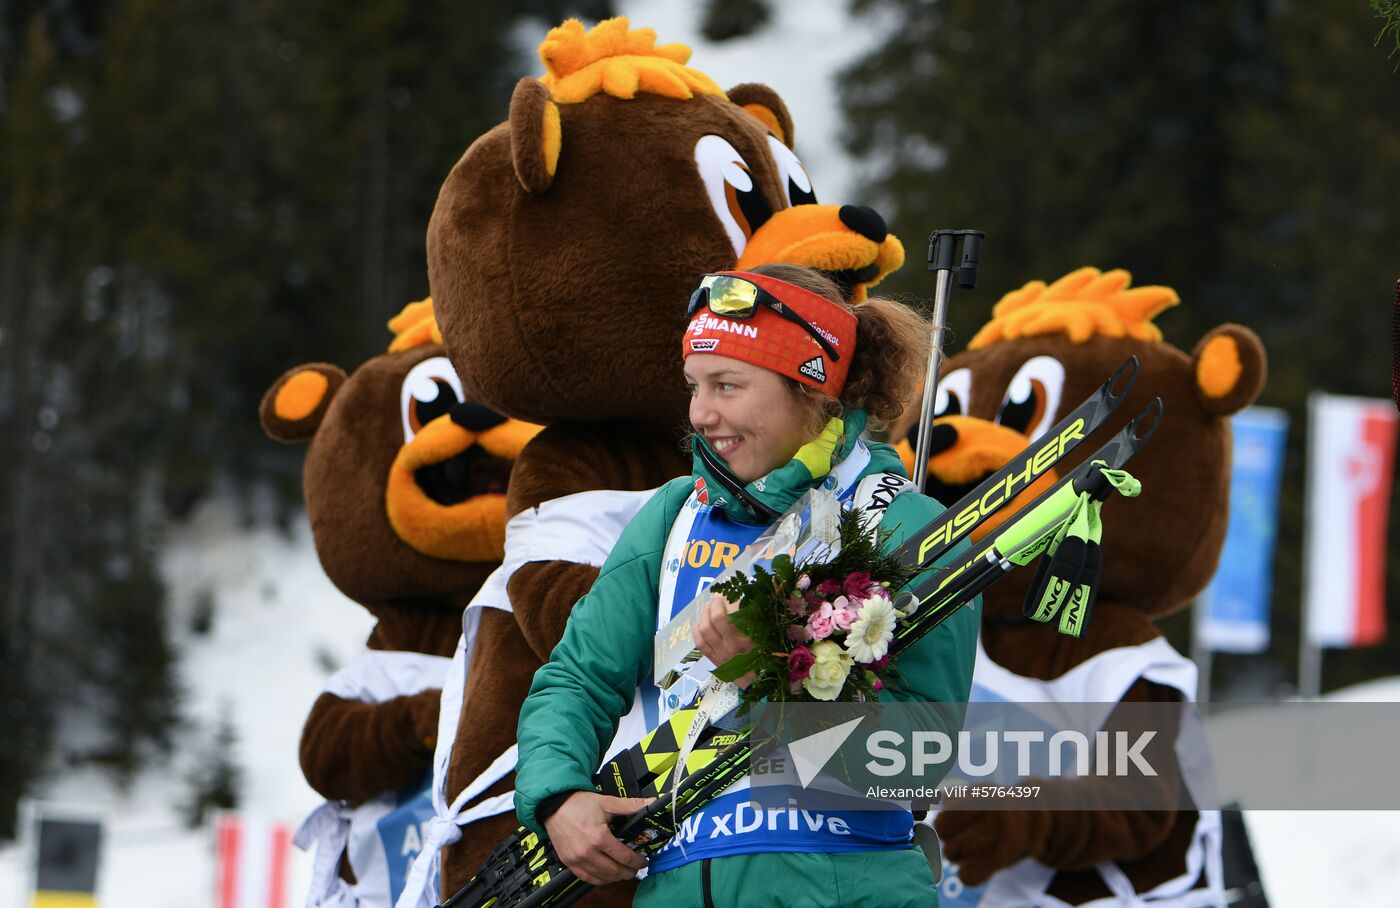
[1304, 393, 1398, 648]
[215, 813, 292, 908]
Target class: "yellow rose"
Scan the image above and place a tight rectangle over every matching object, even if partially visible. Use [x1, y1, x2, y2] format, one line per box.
[802, 640, 853, 701]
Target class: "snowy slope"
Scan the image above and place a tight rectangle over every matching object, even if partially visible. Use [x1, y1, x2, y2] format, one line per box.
[0, 497, 373, 908]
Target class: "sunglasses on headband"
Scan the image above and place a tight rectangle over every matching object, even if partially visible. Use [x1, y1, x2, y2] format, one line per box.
[686, 274, 841, 362]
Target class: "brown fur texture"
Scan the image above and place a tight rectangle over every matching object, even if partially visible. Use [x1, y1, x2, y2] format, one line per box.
[432, 93, 798, 427]
[892, 275, 1266, 901]
[427, 18, 907, 901]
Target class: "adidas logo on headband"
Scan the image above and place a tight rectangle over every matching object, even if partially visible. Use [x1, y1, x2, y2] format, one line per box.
[798, 356, 827, 384]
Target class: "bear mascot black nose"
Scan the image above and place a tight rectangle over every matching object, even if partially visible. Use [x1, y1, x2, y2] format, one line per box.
[907, 421, 959, 458]
[451, 401, 507, 432]
[839, 205, 888, 243]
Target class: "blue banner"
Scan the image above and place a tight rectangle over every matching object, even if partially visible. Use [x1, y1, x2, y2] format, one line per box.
[1198, 407, 1289, 653]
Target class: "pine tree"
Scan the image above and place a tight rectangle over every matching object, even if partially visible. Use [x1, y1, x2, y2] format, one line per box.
[0, 0, 613, 838]
[182, 702, 242, 828]
[840, 0, 1274, 347]
[839, 0, 1400, 695]
[0, 14, 70, 840]
[1227, 0, 1400, 691]
[0, 5, 189, 833]
[1375, 0, 1400, 61]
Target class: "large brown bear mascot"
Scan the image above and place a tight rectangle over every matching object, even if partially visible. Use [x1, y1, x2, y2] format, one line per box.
[261, 300, 538, 905]
[893, 268, 1265, 906]
[421, 17, 907, 903]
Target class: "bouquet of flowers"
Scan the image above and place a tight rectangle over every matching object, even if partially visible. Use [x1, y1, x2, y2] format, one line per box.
[708, 507, 917, 708]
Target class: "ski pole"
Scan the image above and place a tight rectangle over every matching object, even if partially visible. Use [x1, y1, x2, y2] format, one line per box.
[912, 229, 984, 494]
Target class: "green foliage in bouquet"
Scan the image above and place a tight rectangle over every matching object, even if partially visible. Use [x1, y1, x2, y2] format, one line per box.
[708, 507, 917, 710]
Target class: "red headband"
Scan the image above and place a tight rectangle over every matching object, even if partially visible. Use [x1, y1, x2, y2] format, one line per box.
[683, 271, 858, 396]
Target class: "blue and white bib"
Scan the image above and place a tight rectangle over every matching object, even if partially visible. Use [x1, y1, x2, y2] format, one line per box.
[647, 442, 917, 872]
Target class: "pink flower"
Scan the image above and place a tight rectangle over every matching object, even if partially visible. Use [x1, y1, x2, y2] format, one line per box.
[788, 646, 815, 681]
[816, 579, 842, 599]
[870, 583, 892, 600]
[787, 623, 813, 643]
[830, 596, 856, 631]
[806, 602, 834, 640]
[843, 571, 874, 599]
[866, 654, 890, 670]
[796, 574, 812, 591]
[872, 678, 884, 692]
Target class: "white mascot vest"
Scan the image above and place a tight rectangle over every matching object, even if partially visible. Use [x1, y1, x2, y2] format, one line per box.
[929, 638, 1225, 908]
[293, 650, 453, 908]
[394, 488, 657, 908]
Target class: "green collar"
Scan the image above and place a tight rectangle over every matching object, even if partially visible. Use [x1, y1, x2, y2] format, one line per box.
[690, 409, 895, 524]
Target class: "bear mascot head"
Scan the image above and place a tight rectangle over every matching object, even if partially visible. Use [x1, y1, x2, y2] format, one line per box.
[428, 16, 904, 427]
[891, 267, 1266, 903]
[261, 301, 538, 899]
[425, 18, 908, 900]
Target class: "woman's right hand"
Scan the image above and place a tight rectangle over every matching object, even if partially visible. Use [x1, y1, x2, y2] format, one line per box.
[542, 791, 653, 886]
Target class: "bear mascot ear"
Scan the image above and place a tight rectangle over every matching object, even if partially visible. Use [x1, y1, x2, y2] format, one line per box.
[727, 82, 795, 148]
[1191, 324, 1267, 416]
[510, 77, 562, 194]
[259, 363, 347, 443]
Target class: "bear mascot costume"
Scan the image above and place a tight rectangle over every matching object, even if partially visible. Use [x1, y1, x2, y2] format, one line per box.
[891, 267, 1266, 906]
[260, 299, 538, 907]
[410, 17, 908, 905]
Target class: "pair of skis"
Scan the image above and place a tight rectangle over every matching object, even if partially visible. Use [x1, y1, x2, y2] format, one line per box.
[442, 357, 1159, 908]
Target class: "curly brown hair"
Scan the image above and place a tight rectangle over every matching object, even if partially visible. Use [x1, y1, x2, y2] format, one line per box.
[747, 263, 930, 432]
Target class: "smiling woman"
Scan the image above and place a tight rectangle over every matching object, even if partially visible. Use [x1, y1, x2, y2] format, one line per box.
[683, 263, 930, 489]
[511, 263, 981, 907]
[685, 355, 816, 482]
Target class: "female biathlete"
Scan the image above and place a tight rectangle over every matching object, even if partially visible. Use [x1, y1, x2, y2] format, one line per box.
[512, 264, 980, 907]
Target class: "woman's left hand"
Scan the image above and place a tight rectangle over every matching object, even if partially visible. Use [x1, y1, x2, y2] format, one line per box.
[693, 592, 755, 686]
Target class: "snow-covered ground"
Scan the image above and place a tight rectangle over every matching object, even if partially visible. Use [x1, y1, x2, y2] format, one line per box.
[0, 497, 373, 908]
[1217, 678, 1400, 907]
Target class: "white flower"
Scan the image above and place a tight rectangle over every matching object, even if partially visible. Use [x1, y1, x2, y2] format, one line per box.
[802, 641, 853, 701]
[845, 597, 897, 664]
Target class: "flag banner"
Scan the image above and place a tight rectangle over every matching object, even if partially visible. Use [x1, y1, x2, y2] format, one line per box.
[1304, 393, 1398, 648]
[31, 813, 102, 908]
[215, 814, 291, 908]
[1199, 407, 1289, 653]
